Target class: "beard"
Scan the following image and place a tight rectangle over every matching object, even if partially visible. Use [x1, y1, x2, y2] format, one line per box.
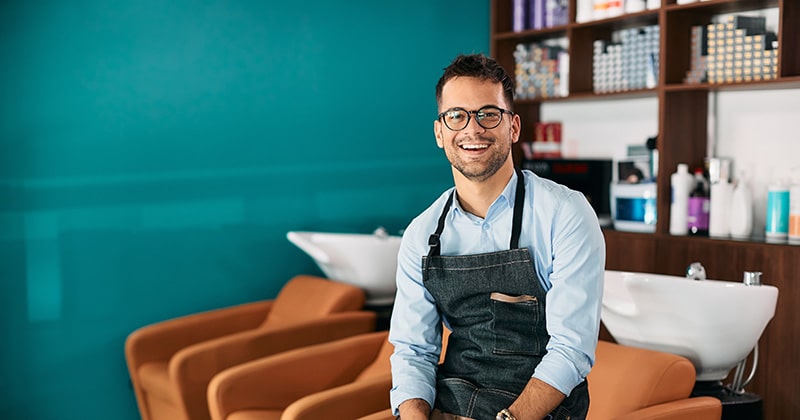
[444, 134, 511, 182]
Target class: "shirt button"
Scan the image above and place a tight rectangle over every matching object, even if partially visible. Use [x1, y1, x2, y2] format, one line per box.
[482, 223, 490, 230]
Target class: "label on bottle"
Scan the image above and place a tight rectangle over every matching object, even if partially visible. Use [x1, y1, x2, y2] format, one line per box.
[687, 196, 709, 233]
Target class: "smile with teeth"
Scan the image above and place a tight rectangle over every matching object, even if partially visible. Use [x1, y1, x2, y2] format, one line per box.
[460, 143, 490, 150]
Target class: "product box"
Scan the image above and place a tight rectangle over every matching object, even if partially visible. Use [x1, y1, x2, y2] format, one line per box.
[523, 121, 562, 159]
[610, 182, 657, 233]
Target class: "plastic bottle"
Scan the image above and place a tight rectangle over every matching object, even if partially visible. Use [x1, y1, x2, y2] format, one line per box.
[789, 167, 800, 245]
[687, 169, 709, 236]
[709, 179, 733, 238]
[729, 173, 754, 240]
[670, 163, 693, 235]
[625, 0, 646, 14]
[765, 177, 790, 243]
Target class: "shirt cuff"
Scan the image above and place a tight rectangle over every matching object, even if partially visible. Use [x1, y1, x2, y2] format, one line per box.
[532, 351, 584, 396]
[390, 387, 436, 416]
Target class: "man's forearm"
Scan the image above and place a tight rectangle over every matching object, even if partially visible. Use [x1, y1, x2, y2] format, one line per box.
[506, 377, 565, 420]
[398, 398, 431, 420]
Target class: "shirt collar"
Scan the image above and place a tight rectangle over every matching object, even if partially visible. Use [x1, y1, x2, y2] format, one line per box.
[451, 170, 519, 216]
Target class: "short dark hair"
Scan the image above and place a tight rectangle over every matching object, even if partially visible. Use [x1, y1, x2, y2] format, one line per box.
[435, 54, 515, 110]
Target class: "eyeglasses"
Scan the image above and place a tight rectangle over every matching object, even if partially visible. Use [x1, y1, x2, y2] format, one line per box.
[437, 106, 514, 131]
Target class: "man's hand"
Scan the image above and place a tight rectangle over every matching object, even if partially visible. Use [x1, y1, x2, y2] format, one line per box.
[506, 377, 565, 420]
[398, 398, 431, 420]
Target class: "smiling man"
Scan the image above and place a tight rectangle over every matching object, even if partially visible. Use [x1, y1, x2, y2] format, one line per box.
[388, 54, 605, 420]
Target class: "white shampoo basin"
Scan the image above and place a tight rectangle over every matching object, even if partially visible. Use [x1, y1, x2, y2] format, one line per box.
[602, 270, 779, 381]
[287, 230, 402, 306]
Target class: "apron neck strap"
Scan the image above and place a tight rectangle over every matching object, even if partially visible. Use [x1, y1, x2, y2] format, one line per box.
[427, 191, 453, 259]
[510, 168, 525, 250]
[427, 169, 526, 259]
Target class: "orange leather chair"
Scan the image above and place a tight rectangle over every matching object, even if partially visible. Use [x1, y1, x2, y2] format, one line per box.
[207, 331, 392, 420]
[351, 340, 722, 420]
[125, 275, 377, 420]
[586, 340, 721, 420]
[207, 328, 451, 420]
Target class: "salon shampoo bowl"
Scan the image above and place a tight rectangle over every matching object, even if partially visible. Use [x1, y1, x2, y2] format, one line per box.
[287, 231, 402, 306]
[601, 270, 779, 381]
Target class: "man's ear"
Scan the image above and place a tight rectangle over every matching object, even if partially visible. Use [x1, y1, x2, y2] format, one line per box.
[510, 113, 521, 144]
[434, 120, 444, 148]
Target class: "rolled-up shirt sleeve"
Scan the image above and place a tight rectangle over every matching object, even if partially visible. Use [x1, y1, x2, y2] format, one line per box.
[388, 218, 445, 415]
[531, 188, 605, 395]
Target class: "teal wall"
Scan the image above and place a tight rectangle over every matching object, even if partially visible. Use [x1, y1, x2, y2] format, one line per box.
[0, 1, 488, 418]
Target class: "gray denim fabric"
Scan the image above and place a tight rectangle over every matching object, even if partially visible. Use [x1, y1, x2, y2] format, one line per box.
[421, 179, 588, 420]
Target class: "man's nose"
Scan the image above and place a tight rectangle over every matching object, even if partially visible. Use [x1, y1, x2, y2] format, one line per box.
[463, 114, 486, 133]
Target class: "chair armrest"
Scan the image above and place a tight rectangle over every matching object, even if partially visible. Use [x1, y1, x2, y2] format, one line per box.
[616, 396, 722, 420]
[172, 311, 377, 420]
[125, 300, 273, 367]
[208, 331, 388, 418]
[358, 409, 395, 420]
[282, 374, 393, 420]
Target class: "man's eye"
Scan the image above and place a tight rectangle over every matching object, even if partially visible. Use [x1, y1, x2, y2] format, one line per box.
[447, 112, 465, 120]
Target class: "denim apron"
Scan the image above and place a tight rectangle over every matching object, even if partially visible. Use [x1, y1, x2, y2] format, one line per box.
[422, 170, 589, 420]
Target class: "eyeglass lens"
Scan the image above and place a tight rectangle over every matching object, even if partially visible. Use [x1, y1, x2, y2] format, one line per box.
[441, 106, 505, 131]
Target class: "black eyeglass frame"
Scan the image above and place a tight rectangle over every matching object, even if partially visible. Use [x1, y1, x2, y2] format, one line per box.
[437, 106, 515, 131]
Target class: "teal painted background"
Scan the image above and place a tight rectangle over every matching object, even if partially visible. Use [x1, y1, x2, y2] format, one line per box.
[0, 1, 488, 418]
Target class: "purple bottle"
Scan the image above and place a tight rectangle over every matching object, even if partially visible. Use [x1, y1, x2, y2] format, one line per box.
[687, 168, 710, 236]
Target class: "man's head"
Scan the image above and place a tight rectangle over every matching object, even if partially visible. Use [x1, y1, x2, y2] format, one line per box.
[434, 54, 520, 183]
[435, 54, 515, 111]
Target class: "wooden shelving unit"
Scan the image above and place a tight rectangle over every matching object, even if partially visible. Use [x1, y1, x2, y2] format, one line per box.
[490, 1, 800, 418]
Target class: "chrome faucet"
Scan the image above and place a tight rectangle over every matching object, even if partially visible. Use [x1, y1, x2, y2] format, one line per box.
[743, 271, 762, 286]
[686, 262, 706, 281]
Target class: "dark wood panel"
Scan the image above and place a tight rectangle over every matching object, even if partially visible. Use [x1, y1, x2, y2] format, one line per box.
[489, 0, 512, 37]
[658, 91, 708, 235]
[603, 229, 657, 272]
[511, 102, 541, 168]
[779, 0, 800, 77]
[759, 245, 800, 419]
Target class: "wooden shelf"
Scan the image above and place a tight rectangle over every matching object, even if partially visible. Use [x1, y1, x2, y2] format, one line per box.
[491, 1, 800, 418]
[664, 0, 780, 13]
[513, 87, 658, 104]
[604, 228, 800, 249]
[493, 25, 568, 41]
[570, 9, 659, 29]
[664, 75, 800, 91]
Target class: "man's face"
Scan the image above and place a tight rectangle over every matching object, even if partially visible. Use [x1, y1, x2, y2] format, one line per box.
[434, 76, 520, 182]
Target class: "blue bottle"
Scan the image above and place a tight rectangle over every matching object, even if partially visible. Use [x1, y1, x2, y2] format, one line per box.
[766, 180, 790, 243]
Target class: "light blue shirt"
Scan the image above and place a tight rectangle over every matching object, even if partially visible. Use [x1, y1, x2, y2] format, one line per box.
[389, 170, 605, 414]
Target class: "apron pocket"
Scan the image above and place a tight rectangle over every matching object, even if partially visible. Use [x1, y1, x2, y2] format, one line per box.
[490, 292, 543, 355]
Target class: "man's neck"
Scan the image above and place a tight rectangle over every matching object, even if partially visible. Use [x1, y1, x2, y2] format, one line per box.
[453, 164, 515, 219]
